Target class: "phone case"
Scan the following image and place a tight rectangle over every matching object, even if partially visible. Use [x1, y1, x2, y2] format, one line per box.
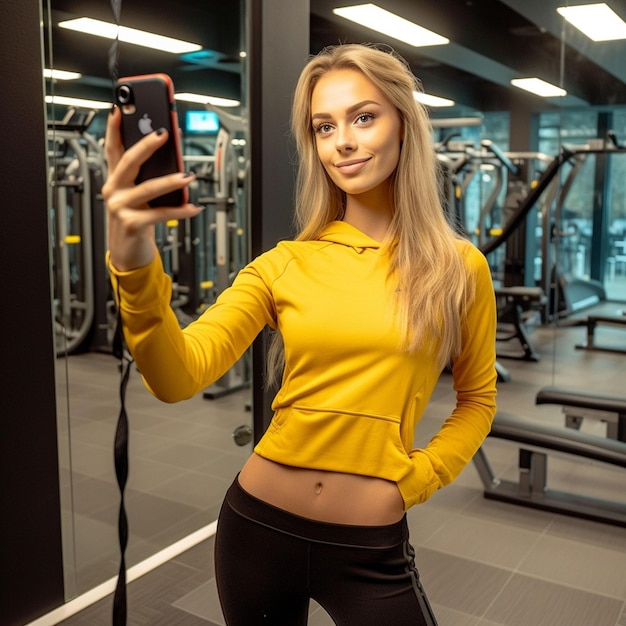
[115, 73, 187, 207]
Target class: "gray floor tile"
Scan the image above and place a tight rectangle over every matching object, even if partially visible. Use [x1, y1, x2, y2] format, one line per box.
[546, 514, 626, 553]
[484, 573, 624, 626]
[518, 533, 626, 599]
[71, 475, 122, 516]
[70, 418, 118, 446]
[424, 515, 542, 570]
[430, 605, 485, 625]
[126, 455, 189, 492]
[122, 490, 204, 541]
[407, 499, 460, 545]
[64, 439, 115, 478]
[146, 470, 230, 509]
[173, 579, 225, 625]
[461, 493, 556, 533]
[148, 509, 221, 549]
[416, 548, 512, 616]
[128, 430, 175, 456]
[149, 440, 224, 469]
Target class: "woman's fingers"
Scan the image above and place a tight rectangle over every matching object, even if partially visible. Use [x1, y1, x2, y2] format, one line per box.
[104, 105, 203, 270]
[115, 201, 203, 230]
[106, 134, 171, 196]
[104, 105, 124, 173]
[105, 170, 195, 213]
[103, 106, 200, 221]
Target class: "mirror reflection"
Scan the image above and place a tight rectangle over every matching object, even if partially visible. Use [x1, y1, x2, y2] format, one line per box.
[44, 0, 251, 599]
[42, 0, 625, 623]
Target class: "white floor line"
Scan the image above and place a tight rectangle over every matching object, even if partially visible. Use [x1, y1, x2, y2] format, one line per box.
[25, 521, 218, 626]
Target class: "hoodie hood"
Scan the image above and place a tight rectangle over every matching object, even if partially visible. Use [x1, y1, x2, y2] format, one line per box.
[316, 220, 383, 252]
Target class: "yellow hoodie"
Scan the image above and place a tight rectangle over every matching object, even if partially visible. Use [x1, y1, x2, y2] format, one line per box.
[109, 221, 497, 509]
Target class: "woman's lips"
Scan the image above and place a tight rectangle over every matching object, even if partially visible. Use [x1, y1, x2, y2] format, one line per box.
[334, 157, 371, 174]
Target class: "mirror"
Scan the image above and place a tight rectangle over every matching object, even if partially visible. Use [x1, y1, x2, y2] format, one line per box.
[43, 0, 251, 599]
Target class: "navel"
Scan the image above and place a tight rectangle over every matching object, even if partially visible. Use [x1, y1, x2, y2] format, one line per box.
[314, 482, 323, 495]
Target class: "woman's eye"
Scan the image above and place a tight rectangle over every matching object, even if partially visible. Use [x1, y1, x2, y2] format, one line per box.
[316, 123, 333, 134]
[356, 113, 374, 124]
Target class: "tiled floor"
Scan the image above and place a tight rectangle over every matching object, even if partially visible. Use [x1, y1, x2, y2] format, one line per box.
[52, 306, 626, 625]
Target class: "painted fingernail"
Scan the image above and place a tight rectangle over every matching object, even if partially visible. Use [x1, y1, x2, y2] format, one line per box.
[182, 171, 195, 178]
[156, 127, 166, 136]
[109, 103, 117, 115]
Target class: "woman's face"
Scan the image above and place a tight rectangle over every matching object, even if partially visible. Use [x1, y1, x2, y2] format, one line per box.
[310, 68, 403, 201]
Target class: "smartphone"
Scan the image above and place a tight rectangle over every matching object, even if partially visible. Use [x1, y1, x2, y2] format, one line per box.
[114, 73, 187, 207]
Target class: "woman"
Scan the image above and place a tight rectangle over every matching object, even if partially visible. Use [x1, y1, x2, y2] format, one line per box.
[104, 43, 497, 625]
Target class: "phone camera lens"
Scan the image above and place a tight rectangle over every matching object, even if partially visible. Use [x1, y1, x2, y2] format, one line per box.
[117, 85, 132, 104]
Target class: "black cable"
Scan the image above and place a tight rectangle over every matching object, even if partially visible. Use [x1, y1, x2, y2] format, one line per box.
[109, 0, 122, 87]
[108, 2, 129, 624]
[112, 306, 132, 626]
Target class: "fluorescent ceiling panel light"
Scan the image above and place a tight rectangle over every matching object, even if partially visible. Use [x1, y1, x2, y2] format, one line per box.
[333, 4, 449, 47]
[58, 17, 202, 54]
[175, 93, 240, 107]
[45, 95, 111, 109]
[414, 91, 454, 107]
[557, 3, 626, 41]
[511, 78, 567, 98]
[44, 68, 82, 80]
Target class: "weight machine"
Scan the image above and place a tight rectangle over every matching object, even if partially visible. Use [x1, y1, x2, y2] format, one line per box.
[48, 108, 112, 356]
[181, 104, 251, 399]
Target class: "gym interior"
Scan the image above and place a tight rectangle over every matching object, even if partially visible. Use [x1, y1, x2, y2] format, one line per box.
[2, 1, 626, 625]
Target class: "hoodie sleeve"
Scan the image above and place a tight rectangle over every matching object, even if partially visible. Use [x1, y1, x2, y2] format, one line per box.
[397, 244, 498, 508]
[107, 250, 278, 403]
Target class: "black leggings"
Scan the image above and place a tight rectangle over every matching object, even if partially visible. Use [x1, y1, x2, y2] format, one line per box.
[214, 477, 438, 625]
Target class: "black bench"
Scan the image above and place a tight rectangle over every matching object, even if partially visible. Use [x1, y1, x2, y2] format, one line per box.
[495, 286, 546, 361]
[473, 410, 626, 527]
[575, 312, 626, 354]
[536, 385, 626, 441]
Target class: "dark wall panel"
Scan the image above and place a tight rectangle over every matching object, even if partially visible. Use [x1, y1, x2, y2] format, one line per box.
[248, 0, 310, 437]
[0, 1, 65, 623]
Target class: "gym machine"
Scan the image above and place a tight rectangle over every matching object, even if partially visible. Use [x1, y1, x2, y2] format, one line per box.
[474, 385, 626, 527]
[487, 149, 553, 361]
[474, 409, 626, 527]
[181, 104, 251, 399]
[48, 108, 112, 356]
[435, 138, 552, 366]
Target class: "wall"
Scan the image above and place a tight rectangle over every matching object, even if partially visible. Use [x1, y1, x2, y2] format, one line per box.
[0, 1, 65, 624]
[248, 0, 310, 436]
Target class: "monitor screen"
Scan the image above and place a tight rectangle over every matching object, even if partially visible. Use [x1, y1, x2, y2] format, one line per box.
[185, 110, 220, 134]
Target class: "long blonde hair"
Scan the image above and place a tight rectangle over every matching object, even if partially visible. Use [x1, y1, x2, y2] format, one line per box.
[268, 43, 473, 386]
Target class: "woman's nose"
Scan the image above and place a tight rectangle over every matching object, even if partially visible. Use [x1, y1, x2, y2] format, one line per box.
[335, 125, 356, 151]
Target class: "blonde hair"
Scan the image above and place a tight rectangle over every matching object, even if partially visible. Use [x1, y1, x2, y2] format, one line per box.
[268, 43, 473, 386]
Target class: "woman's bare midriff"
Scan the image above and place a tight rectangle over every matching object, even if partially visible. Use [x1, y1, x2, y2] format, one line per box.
[238, 453, 405, 526]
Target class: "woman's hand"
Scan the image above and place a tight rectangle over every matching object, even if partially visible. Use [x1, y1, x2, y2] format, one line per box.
[103, 105, 202, 271]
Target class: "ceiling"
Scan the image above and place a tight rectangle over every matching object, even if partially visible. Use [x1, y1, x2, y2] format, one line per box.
[43, 0, 626, 119]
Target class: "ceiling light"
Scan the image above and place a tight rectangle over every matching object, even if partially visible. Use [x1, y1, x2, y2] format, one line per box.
[414, 91, 455, 107]
[45, 95, 111, 109]
[58, 17, 202, 54]
[511, 78, 567, 98]
[333, 4, 449, 47]
[44, 68, 82, 80]
[175, 93, 240, 108]
[557, 3, 626, 41]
